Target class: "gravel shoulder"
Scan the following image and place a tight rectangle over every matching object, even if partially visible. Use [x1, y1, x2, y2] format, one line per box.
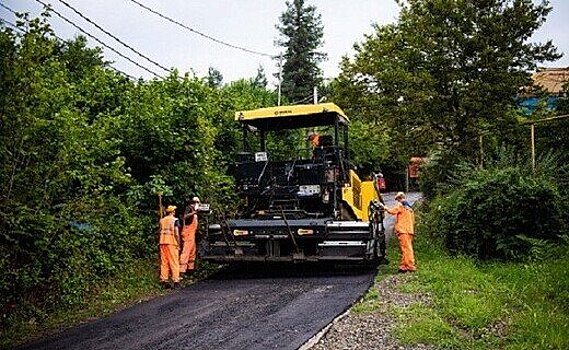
[310, 192, 428, 350]
[311, 273, 435, 350]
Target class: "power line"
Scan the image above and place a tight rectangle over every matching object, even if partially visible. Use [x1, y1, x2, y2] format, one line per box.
[126, 0, 275, 58]
[293, 95, 314, 105]
[2, 2, 149, 79]
[1, 18, 25, 33]
[0, 2, 19, 16]
[55, 0, 172, 75]
[33, 0, 163, 79]
[106, 65, 137, 80]
[0, 13, 137, 80]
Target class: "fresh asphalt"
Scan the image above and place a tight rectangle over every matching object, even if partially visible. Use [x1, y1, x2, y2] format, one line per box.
[15, 267, 374, 350]
[15, 192, 420, 350]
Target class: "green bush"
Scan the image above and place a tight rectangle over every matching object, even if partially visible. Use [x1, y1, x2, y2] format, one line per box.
[418, 149, 457, 200]
[0, 16, 277, 329]
[426, 166, 565, 260]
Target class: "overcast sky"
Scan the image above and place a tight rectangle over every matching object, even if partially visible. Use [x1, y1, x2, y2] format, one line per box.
[2, 0, 568, 85]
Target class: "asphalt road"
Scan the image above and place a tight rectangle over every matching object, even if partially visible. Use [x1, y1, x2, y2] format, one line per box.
[15, 192, 420, 350]
[15, 266, 375, 350]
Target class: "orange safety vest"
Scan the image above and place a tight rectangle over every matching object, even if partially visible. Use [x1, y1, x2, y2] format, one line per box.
[311, 134, 320, 148]
[159, 216, 179, 246]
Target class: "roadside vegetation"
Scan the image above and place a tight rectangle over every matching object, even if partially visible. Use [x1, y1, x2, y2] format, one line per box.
[1, 260, 161, 348]
[2, 0, 569, 348]
[383, 223, 569, 350]
[0, 14, 272, 348]
[398, 151, 569, 349]
[353, 215, 568, 349]
[0, 259, 219, 348]
[351, 151, 569, 349]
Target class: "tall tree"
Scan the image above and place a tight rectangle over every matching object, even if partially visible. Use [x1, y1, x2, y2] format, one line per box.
[206, 66, 223, 88]
[0, 13, 283, 331]
[276, 0, 327, 103]
[252, 65, 268, 89]
[334, 0, 560, 163]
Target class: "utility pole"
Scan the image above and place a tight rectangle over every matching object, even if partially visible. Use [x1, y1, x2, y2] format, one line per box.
[521, 114, 569, 172]
[277, 53, 283, 106]
[313, 86, 318, 104]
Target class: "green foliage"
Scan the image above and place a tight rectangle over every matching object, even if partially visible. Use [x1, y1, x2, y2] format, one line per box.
[557, 81, 569, 115]
[252, 65, 268, 89]
[418, 147, 465, 199]
[391, 232, 569, 350]
[423, 157, 566, 260]
[333, 0, 560, 173]
[394, 303, 460, 348]
[537, 80, 569, 164]
[0, 15, 278, 331]
[348, 119, 391, 175]
[351, 287, 381, 314]
[205, 66, 223, 88]
[276, 0, 327, 103]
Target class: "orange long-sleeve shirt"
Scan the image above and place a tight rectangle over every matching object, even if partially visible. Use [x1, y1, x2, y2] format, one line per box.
[385, 202, 415, 235]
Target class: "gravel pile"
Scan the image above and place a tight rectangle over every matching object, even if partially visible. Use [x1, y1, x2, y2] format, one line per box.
[310, 273, 436, 350]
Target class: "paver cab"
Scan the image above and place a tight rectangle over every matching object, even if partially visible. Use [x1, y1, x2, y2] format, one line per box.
[203, 103, 387, 263]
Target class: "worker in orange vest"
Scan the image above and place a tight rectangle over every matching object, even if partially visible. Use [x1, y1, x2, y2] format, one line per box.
[307, 132, 320, 148]
[159, 205, 181, 287]
[180, 197, 200, 276]
[380, 192, 416, 273]
[307, 132, 323, 160]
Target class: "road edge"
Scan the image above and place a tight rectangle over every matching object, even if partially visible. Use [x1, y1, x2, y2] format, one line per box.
[298, 267, 378, 350]
[298, 308, 351, 350]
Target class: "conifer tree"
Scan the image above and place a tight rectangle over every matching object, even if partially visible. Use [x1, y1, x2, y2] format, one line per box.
[276, 0, 327, 103]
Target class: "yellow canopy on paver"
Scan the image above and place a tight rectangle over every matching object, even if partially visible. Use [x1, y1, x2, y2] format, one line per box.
[234, 103, 349, 131]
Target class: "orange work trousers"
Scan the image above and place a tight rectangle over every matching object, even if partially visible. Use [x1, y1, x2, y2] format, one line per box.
[160, 244, 180, 283]
[180, 224, 197, 273]
[397, 232, 416, 271]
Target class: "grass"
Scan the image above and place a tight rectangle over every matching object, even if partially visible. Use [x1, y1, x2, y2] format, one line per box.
[352, 287, 382, 314]
[0, 259, 218, 349]
[386, 234, 569, 350]
[3, 236, 568, 349]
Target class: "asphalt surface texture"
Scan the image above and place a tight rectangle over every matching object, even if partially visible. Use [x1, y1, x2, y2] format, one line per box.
[15, 192, 420, 350]
[15, 265, 375, 350]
